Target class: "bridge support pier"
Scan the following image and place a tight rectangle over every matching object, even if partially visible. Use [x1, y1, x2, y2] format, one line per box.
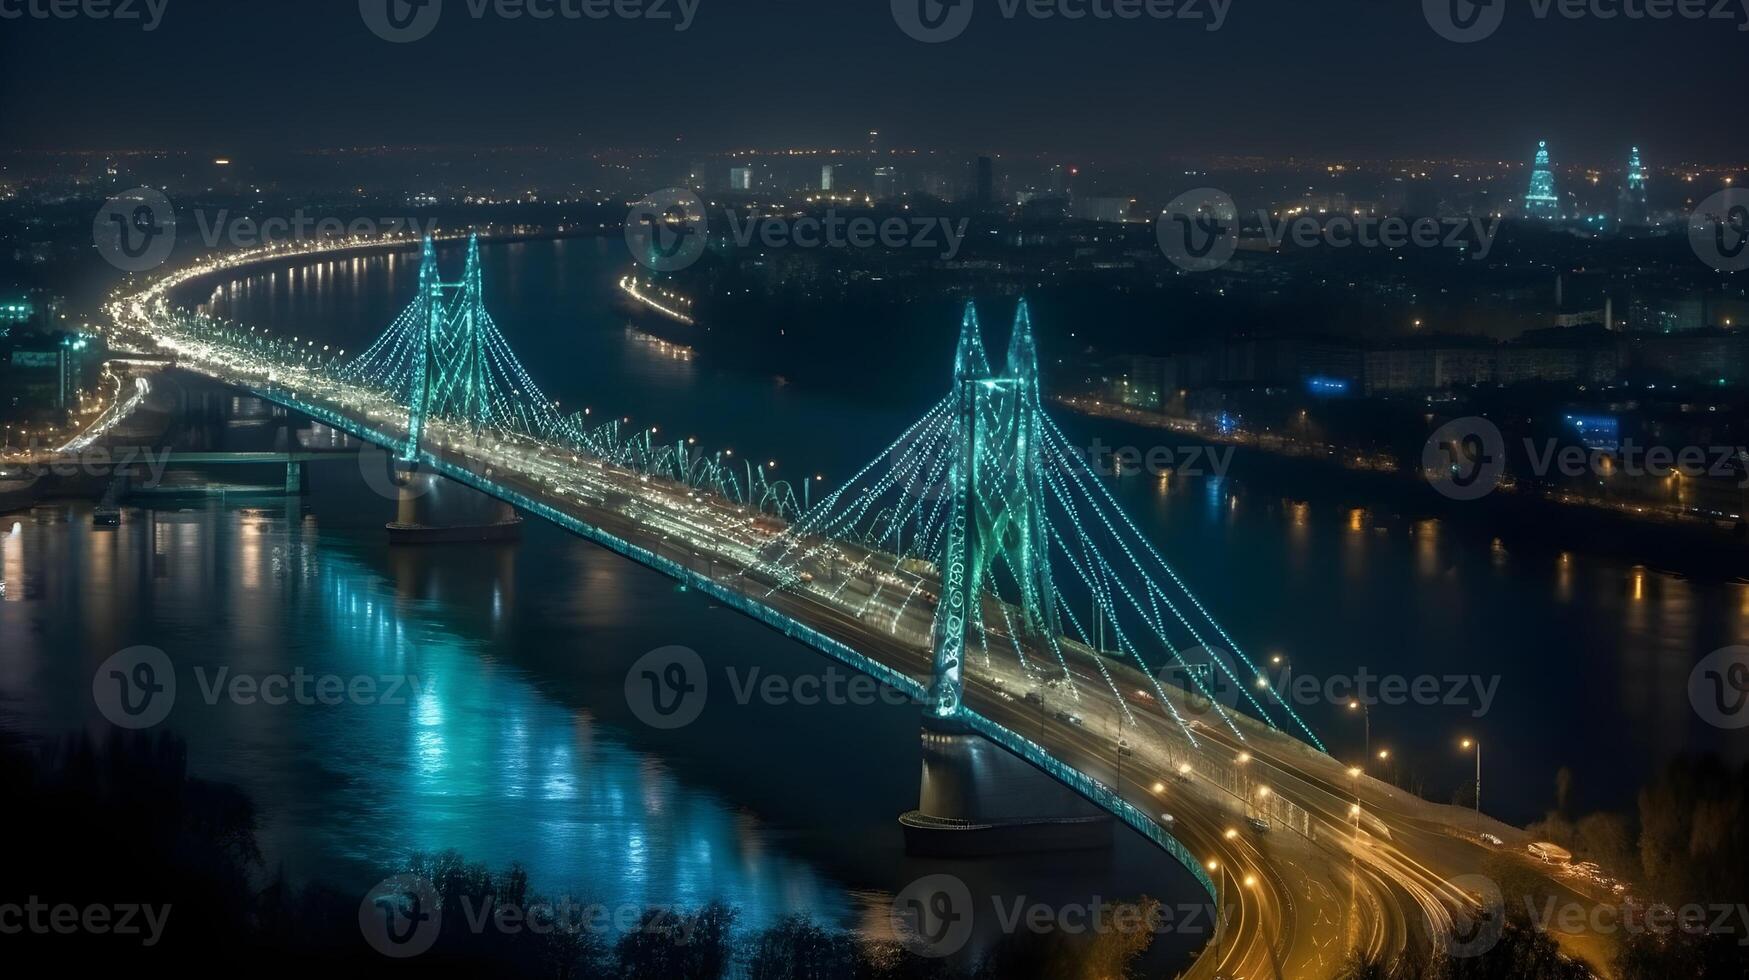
[900, 712, 1113, 857]
[386, 462, 523, 545]
[284, 460, 307, 496]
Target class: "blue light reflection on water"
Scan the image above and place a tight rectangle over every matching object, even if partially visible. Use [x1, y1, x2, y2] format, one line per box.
[0, 504, 858, 934]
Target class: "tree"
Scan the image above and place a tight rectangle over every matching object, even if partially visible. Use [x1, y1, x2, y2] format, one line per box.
[615, 901, 738, 980]
[746, 915, 863, 980]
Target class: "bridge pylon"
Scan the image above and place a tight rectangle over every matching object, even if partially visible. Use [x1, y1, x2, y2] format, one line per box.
[906, 301, 1113, 856]
[400, 233, 493, 464]
[927, 300, 1062, 719]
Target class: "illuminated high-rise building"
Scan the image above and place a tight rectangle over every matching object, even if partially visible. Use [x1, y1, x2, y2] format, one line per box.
[729, 167, 752, 191]
[1524, 140, 1560, 219]
[1618, 145, 1648, 226]
[873, 166, 897, 200]
[820, 165, 835, 192]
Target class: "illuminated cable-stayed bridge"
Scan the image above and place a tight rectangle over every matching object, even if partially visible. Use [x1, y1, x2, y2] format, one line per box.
[111, 234, 1589, 979]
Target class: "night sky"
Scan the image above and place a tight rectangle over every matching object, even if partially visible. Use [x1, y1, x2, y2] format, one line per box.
[3, 0, 1746, 163]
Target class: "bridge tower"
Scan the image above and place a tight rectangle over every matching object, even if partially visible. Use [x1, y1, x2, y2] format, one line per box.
[908, 300, 1111, 856]
[928, 300, 1060, 719]
[401, 234, 492, 464]
[389, 234, 521, 543]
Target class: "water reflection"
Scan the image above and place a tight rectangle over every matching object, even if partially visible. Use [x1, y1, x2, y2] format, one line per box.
[0, 501, 856, 932]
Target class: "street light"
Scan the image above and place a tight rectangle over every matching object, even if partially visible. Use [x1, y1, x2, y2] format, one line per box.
[1207, 859, 1226, 962]
[1377, 747, 1396, 786]
[1348, 699, 1370, 757]
[1460, 737, 1482, 828]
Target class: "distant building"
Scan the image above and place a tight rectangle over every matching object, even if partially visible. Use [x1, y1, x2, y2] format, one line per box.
[873, 166, 897, 200]
[1627, 292, 1707, 334]
[0, 298, 32, 328]
[1072, 197, 1131, 223]
[1622, 330, 1748, 385]
[820, 165, 835, 192]
[1, 331, 102, 415]
[1524, 141, 1560, 219]
[1618, 146, 1649, 227]
[729, 167, 753, 192]
[1363, 339, 1496, 394]
[0, 291, 61, 333]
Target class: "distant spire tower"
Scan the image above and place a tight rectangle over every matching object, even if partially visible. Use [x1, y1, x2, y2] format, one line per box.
[1524, 141, 1560, 219]
[1619, 146, 1649, 227]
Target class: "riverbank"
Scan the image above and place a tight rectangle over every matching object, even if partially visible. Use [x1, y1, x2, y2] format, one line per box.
[1059, 395, 1749, 582]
